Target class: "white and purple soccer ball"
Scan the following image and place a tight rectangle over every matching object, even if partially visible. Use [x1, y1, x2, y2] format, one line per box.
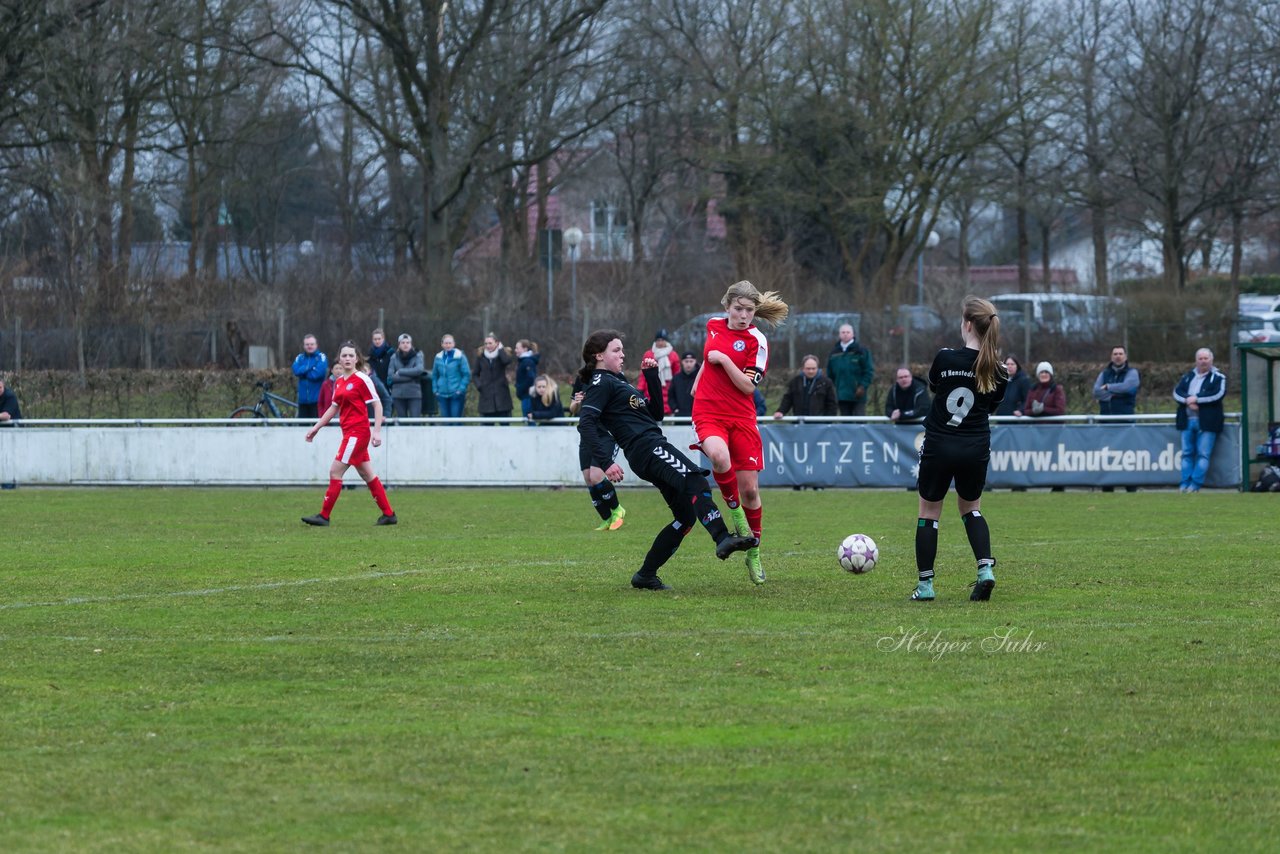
[838, 534, 878, 574]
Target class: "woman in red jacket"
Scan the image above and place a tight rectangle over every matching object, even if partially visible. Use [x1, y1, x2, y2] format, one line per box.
[1022, 361, 1066, 417]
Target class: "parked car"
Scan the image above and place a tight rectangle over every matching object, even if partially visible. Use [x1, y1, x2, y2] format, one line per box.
[887, 304, 946, 336]
[1237, 311, 1280, 343]
[1239, 293, 1280, 313]
[987, 292, 1122, 338]
[669, 310, 862, 372]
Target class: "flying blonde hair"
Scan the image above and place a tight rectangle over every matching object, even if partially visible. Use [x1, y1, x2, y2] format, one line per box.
[721, 280, 789, 327]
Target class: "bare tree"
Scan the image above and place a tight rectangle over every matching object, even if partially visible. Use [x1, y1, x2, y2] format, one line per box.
[256, 0, 623, 312]
[1058, 0, 1125, 296]
[1112, 0, 1242, 291]
[986, 0, 1063, 293]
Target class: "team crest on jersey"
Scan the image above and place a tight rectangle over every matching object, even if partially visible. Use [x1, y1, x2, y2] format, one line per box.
[733, 340, 746, 351]
[629, 395, 646, 410]
[346, 383, 354, 391]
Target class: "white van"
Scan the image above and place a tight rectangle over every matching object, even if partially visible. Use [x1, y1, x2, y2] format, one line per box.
[1239, 293, 1280, 313]
[987, 292, 1122, 338]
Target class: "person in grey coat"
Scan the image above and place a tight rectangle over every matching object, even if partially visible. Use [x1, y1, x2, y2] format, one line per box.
[473, 333, 514, 418]
[387, 333, 426, 418]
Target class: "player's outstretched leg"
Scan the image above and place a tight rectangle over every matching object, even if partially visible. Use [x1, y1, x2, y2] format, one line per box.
[911, 518, 938, 601]
[689, 491, 755, 559]
[632, 519, 693, 591]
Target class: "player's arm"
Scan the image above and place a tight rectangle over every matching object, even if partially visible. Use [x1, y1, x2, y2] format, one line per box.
[706, 350, 757, 395]
[304, 401, 339, 442]
[576, 381, 615, 470]
[640, 361, 663, 421]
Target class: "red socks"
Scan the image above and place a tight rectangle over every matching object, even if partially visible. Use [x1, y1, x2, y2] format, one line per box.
[320, 478, 342, 518]
[368, 477, 394, 516]
[744, 504, 762, 541]
[713, 468, 740, 508]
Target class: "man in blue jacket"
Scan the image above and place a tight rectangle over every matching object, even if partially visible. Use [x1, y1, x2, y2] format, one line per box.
[1173, 347, 1227, 493]
[292, 334, 329, 419]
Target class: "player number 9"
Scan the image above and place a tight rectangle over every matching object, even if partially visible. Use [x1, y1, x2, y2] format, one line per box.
[945, 387, 975, 426]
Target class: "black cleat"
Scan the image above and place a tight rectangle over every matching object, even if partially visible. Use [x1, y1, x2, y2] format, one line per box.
[301, 514, 330, 527]
[968, 563, 996, 601]
[376, 514, 398, 526]
[715, 534, 758, 561]
[631, 572, 672, 591]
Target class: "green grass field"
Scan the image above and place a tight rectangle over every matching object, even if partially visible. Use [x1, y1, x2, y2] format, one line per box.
[1, 487, 1276, 852]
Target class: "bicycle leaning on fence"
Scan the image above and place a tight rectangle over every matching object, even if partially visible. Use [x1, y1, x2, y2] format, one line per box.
[230, 381, 299, 419]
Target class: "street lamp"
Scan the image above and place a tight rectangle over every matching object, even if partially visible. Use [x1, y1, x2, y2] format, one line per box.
[916, 230, 940, 305]
[564, 226, 583, 326]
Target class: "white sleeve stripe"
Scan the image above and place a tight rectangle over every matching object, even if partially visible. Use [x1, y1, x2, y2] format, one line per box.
[749, 327, 769, 371]
[357, 373, 377, 403]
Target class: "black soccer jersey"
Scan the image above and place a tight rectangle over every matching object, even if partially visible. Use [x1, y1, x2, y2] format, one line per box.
[577, 367, 664, 470]
[923, 348, 1007, 439]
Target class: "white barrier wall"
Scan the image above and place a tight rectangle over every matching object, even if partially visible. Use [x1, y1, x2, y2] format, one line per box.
[0, 423, 698, 486]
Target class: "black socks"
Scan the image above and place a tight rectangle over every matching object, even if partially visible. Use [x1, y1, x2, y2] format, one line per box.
[915, 518, 938, 581]
[588, 480, 618, 521]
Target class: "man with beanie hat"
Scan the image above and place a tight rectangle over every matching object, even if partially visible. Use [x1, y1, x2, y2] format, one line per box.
[668, 351, 699, 417]
[1023, 361, 1066, 417]
[636, 328, 681, 415]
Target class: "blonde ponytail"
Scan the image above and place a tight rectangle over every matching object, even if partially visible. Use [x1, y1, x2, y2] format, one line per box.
[721, 280, 790, 327]
[962, 296, 1005, 394]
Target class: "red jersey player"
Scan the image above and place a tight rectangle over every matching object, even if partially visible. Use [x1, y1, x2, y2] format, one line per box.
[692, 280, 789, 585]
[301, 341, 397, 526]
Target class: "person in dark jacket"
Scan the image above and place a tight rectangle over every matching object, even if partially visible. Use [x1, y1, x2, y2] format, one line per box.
[291, 334, 329, 419]
[1092, 345, 1140, 416]
[527, 374, 565, 422]
[387, 333, 426, 418]
[1023, 361, 1066, 417]
[667, 352, 699, 417]
[996, 355, 1032, 417]
[884, 366, 931, 424]
[514, 339, 541, 419]
[0, 374, 22, 423]
[367, 328, 394, 386]
[1173, 347, 1228, 492]
[773, 355, 837, 418]
[473, 333, 514, 419]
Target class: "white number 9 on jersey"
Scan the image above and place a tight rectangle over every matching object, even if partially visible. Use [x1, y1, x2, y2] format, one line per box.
[945, 387, 975, 426]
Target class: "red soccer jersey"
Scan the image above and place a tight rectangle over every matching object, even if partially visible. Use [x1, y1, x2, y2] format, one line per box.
[693, 316, 768, 422]
[332, 372, 377, 436]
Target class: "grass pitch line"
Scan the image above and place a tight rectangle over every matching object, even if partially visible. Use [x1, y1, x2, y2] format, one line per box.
[0, 561, 561, 611]
[0, 560, 573, 614]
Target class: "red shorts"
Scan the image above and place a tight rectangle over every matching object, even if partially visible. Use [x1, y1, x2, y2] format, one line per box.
[334, 433, 371, 466]
[694, 417, 764, 471]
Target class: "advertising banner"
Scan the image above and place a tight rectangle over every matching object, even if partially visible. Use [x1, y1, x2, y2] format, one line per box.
[756, 422, 1240, 489]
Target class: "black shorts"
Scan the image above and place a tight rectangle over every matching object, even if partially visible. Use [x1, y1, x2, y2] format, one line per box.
[629, 441, 708, 495]
[917, 433, 990, 502]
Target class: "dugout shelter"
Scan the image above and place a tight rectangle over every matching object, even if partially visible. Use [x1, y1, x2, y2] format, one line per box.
[1236, 341, 1280, 490]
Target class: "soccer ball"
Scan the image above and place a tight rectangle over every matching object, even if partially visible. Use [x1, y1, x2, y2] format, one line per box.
[838, 534, 878, 574]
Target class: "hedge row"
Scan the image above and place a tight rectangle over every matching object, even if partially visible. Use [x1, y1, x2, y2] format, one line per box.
[3, 362, 1230, 420]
